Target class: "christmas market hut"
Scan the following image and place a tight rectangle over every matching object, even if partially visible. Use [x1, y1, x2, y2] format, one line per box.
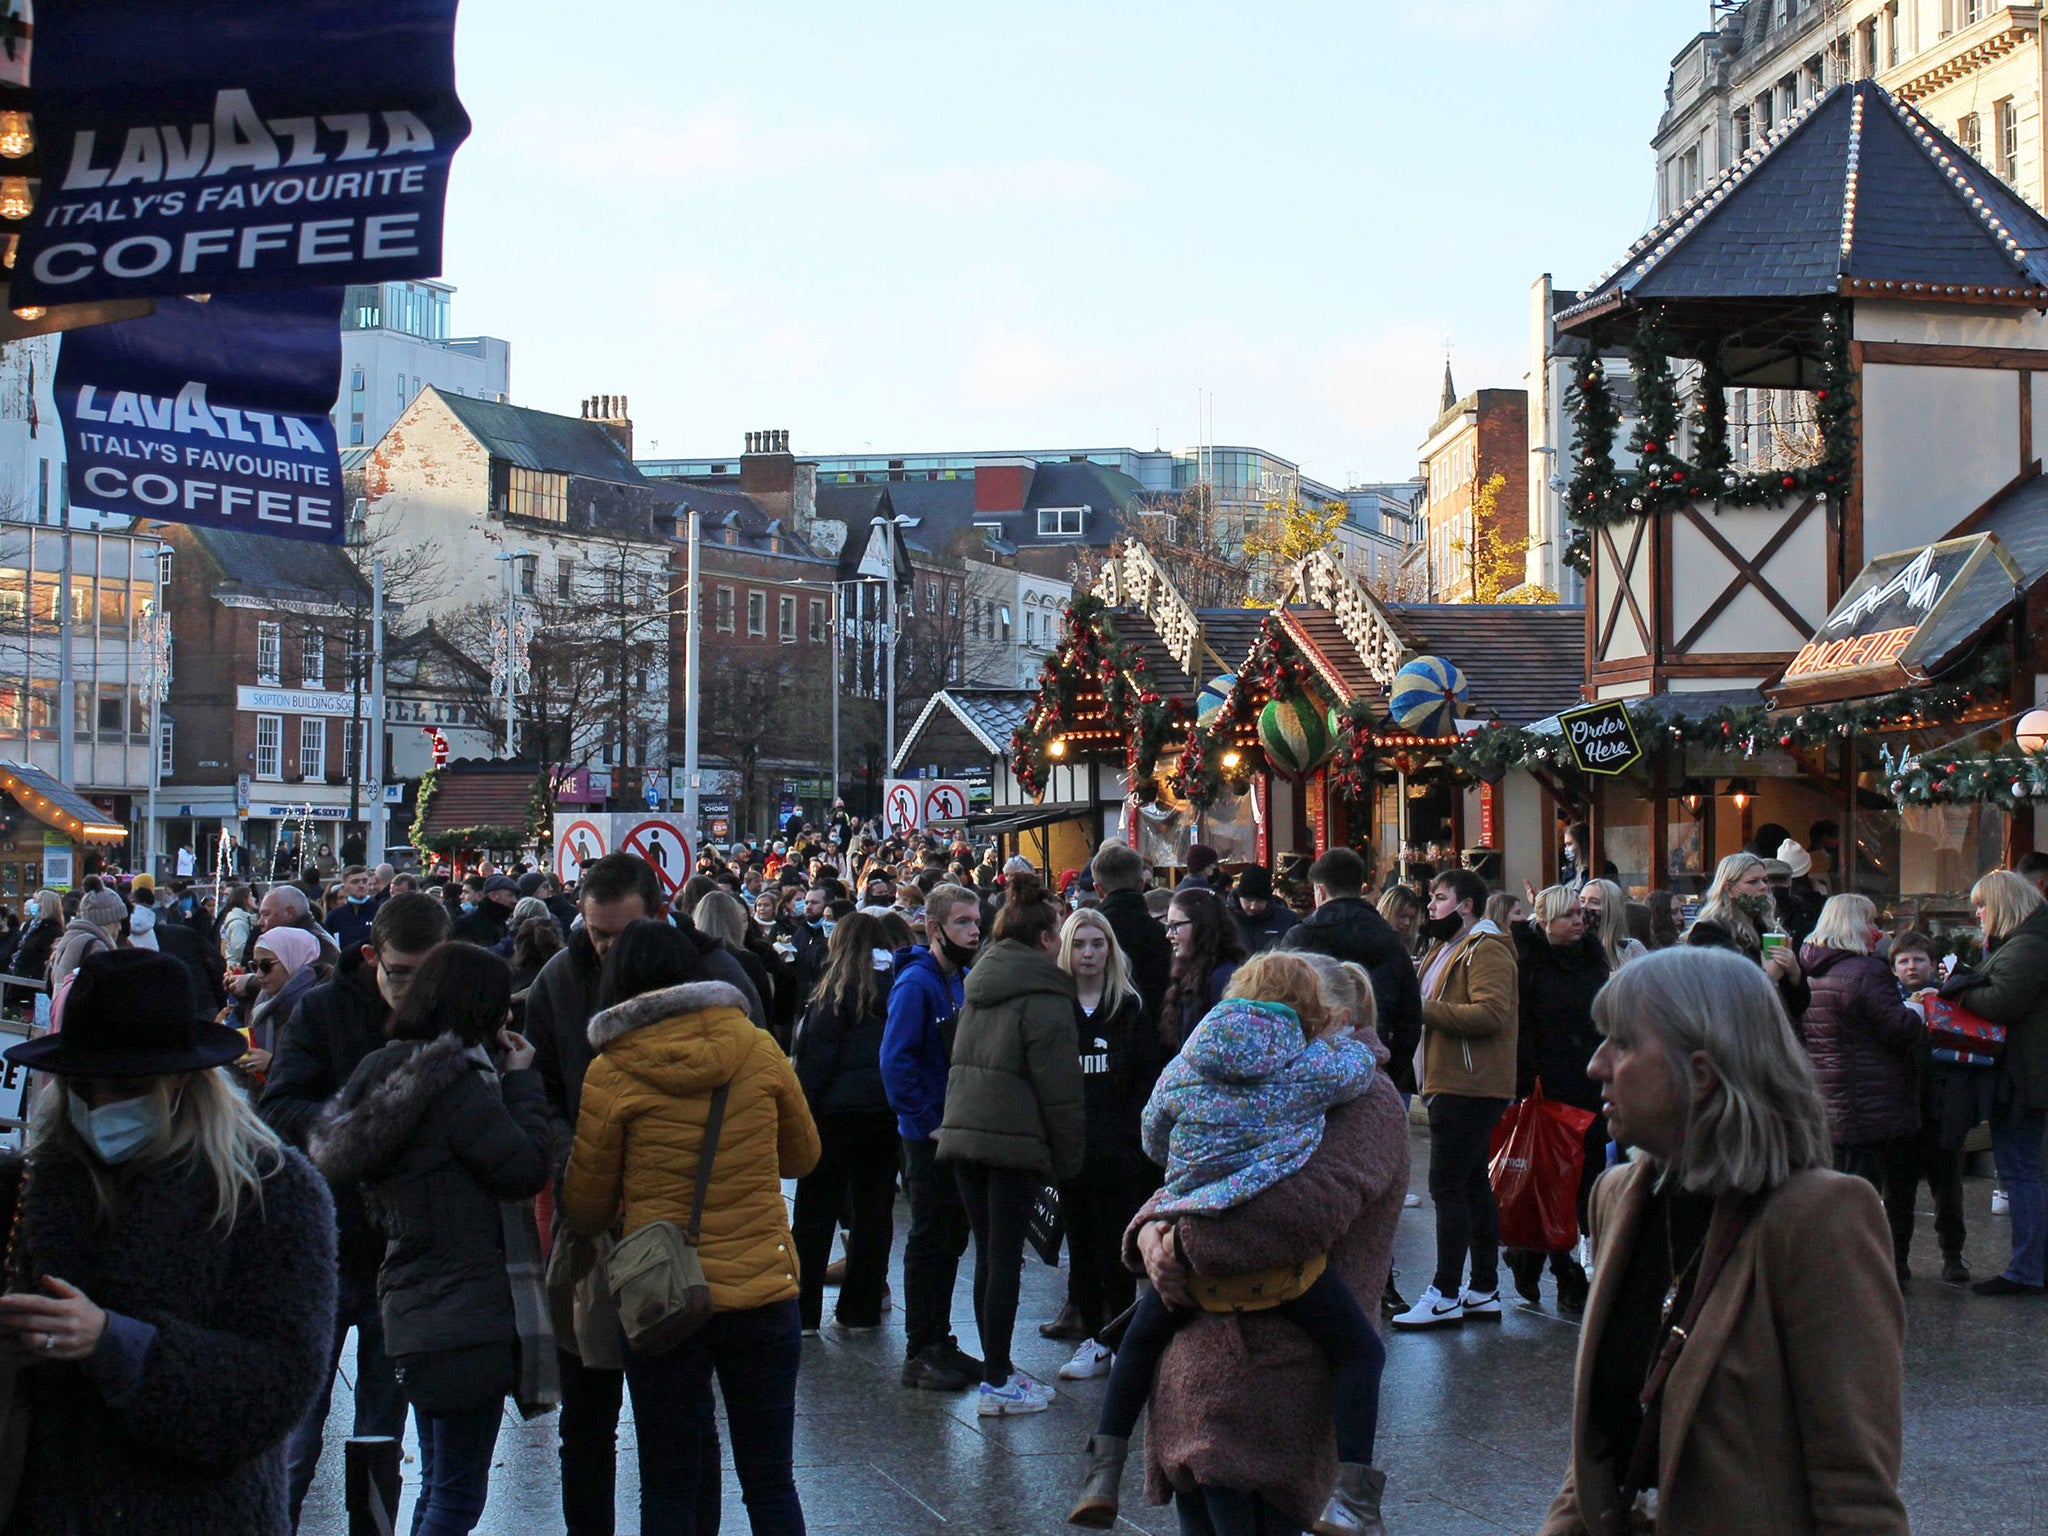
[0, 760, 128, 897]
[1479, 78, 2048, 918]
[889, 689, 1054, 860]
[407, 758, 549, 874]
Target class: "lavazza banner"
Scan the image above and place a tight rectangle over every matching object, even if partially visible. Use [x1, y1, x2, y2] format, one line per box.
[13, 0, 469, 305]
[55, 288, 348, 543]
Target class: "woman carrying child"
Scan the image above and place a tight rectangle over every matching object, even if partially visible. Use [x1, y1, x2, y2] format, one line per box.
[1070, 951, 1393, 1536]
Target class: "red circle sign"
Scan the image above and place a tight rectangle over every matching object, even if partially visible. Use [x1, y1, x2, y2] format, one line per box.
[621, 819, 694, 895]
[884, 784, 919, 835]
[556, 819, 606, 885]
[923, 783, 966, 823]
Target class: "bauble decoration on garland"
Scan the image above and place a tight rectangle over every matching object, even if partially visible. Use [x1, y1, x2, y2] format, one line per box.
[1259, 695, 1335, 780]
[1389, 655, 1470, 737]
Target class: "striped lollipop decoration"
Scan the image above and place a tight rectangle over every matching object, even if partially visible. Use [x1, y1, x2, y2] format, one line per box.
[1259, 695, 1335, 779]
[1197, 674, 1237, 727]
[1388, 656, 1469, 737]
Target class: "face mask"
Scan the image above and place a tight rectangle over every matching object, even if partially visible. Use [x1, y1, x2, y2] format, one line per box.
[460, 900, 477, 915]
[1421, 912, 1463, 943]
[1733, 892, 1771, 925]
[940, 936, 978, 969]
[348, 892, 371, 905]
[67, 1088, 167, 1165]
[1580, 909, 1601, 938]
[820, 919, 836, 937]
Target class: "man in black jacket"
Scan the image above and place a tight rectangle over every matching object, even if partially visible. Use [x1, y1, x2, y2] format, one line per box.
[259, 892, 449, 1529]
[1229, 865, 1295, 954]
[1283, 846, 1423, 1095]
[525, 853, 761, 1536]
[1090, 840, 1171, 1043]
[452, 873, 519, 946]
[151, 898, 227, 1020]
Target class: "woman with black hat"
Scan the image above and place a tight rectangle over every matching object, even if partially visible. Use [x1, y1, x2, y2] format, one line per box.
[0, 948, 337, 1534]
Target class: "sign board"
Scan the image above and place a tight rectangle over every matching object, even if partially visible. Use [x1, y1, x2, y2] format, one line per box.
[1558, 700, 1643, 777]
[699, 797, 732, 842]
[235, 772, 252, 812]
[40, 836, 72, 890]
[0, 1052, 31, 1129]
[1781, 534, 2020, 695]
[668, 765, 688, 803]
[618, 816, 694, 897]
[237, 686, 359, 717]
[921, 780, 970, 826]
[14, 0, 470, 306]
[883, 780, 921, 836]
[553, 815, 606, 886]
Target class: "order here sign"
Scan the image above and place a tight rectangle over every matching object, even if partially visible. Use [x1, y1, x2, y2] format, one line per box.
[12, 0, 470, 306]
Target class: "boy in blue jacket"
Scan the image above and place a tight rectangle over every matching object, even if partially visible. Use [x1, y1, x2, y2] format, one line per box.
[880, 882, 983, 1392]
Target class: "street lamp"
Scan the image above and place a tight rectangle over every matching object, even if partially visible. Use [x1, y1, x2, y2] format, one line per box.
[791, 573, 886, 812]
[871, 512, 913, 778]
[492, 549, 535, 758]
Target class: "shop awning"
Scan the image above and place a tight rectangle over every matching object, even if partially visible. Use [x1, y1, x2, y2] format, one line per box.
[0, 762, 128, 842]
[963, 805, 1093, 838]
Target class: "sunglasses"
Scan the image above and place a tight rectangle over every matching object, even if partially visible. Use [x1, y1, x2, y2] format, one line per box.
[254, 959, 283, 975]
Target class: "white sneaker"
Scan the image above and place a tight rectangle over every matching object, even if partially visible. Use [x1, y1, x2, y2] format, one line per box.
[1993, 1188, 2011, 1216]
[1389, 1284, 1464, 1329]
[1058, 1339, 1113, 1380]
[1402, 1192, 1422, 1209]
[1460, 1287, 1503, 1317]
[977, 1372, 1052, 1416]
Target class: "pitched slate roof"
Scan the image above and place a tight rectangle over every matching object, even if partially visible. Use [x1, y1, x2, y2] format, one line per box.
[1388, 605, 1586, 725]
[0, 760, 128, 841]
[1564, 81, 2048, 329]
[435, 390, 657, 486]
[894, 688, 1035, 771]
[177, 526, 370, 605]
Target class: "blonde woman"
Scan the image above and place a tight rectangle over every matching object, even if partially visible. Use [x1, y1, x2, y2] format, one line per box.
[1685, 851, 1808, 1019]
[1049, 906, 1156, 1382]
[1797, 893, 1925, 1275]
[1939, 868, 2048, 1294]
[1578, 878, 1644, 971]
[1541, 947, 1905, 1536]
[0, 949, 336, 1532]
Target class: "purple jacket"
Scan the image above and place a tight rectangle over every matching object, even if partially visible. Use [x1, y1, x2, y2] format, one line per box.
[1798, 944, 1924, 1145]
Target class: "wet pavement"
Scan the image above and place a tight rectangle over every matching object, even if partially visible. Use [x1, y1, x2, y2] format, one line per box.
[300, 1125, 2047, 1534]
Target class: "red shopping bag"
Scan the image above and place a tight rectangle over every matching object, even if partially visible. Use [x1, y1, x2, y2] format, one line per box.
[1487, 1082, 1597, 1254]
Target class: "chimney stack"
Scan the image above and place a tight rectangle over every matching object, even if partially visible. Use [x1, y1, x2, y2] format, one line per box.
[582, 393, 633, 459]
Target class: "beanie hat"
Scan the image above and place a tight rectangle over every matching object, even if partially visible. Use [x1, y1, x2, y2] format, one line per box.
[1776, 839, 1813, 879]
[1235, 866, 1273, 900]
[79, 889, 127, 931]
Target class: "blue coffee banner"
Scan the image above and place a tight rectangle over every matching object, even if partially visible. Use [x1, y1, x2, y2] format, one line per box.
[14, 0, 468, 305]
[56, 287, 347, 544]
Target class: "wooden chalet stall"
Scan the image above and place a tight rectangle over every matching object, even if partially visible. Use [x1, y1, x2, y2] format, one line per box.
[890, 689, 1097, 870]
[1489, 79, 2048, 913]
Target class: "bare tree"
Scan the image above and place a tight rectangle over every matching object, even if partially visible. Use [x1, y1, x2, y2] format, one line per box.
[1107, 487, 1249, 609]
[700, 646, 835, 832]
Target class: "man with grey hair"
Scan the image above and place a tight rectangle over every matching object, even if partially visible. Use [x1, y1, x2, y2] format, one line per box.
[226, 885, 339, 1005]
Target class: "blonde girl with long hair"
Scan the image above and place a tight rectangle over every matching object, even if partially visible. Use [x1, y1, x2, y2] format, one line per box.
[1686, 851, 1809, 1020]
[1579, 878, 1645, 971]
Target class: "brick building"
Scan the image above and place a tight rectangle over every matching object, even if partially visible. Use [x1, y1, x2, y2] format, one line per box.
[1413, 371, 1530, 603]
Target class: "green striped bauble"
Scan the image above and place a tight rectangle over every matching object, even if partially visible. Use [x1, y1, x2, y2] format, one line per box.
[1259, 696, 1334, 779]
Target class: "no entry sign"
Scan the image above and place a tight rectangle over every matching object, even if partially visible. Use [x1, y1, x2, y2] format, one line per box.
[620, 817, 693, 895]
[921, 781, 969, 825]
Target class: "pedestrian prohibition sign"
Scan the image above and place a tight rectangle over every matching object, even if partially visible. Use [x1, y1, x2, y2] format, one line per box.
[555, 819, 607, 886]
[884, 783, 920, 835]
[923, 782, 967, 824]
[621, 818, 694, 895]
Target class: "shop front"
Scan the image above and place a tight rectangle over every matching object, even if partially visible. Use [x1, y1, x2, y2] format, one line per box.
[0, 761, 130, 899]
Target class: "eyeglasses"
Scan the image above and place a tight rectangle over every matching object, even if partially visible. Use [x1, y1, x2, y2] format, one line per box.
[1164, 919, 1193, 933]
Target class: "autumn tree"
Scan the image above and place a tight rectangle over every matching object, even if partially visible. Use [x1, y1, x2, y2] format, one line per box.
[1242, 496, 1349, 604]
[1449, 473, 1559, 605]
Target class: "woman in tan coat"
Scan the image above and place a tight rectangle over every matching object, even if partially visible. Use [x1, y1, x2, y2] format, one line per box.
[564, 919, 819, 1536]
[1541, 945, 1907, 1536]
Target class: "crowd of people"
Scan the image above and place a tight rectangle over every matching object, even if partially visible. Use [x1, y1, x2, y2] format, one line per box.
[0, 807, 2033, 1534]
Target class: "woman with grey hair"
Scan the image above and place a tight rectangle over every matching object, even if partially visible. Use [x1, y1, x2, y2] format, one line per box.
[1539, 946, 1906, 1536]
[1684, 851, 1808, 1020]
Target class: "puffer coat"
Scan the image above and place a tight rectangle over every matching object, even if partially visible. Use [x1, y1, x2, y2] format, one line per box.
[1798, 943, 1924, 1145]
[937, 938, 1085, 1180]
[1513, 923, 1608, 1111]
[1941, 901, 2048, 1117]
[563, 980, 821, 1312]
[313, 1034, 552, 1356]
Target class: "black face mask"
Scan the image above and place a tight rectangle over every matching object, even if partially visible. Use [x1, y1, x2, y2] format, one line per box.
[1421, 912, 1464, 943]
[940, 936, 978, 970]
[1580, 909, 1602, 938]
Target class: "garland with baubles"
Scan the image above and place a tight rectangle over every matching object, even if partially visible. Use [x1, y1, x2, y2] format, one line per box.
[1328, 700, 1383, 801]
[1892, 741, 2048, 809]
[1167, 614, 1318, 808]
[1449, 650, 2007, 780]
[1008, 594, 1189, 799]
[1564, 304, 1856, 574]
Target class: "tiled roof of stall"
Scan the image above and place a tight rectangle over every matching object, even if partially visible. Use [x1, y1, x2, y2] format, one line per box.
[1281, 603, 1428, 707]
[418, 764, 535, 838]
[1390, 605, 1587, 725]
[1562, 80, 2048, 328]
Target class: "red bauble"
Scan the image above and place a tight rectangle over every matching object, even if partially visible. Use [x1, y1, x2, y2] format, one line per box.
[1645, 441, 1661, 454]
[1816, 389, 1828, 400]
[1782, 475, 1796, 488]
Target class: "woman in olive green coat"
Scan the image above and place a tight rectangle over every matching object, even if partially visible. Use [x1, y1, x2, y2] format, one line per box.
[938, 877, 1084, 1414]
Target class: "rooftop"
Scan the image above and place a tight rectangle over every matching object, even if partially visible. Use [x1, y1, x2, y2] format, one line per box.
[436, 390, 664, 488]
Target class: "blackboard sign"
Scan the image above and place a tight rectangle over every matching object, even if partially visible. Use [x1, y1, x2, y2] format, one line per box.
[1558, 701, 1643, 777]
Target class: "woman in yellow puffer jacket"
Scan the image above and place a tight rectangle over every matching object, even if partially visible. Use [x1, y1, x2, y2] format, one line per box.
[564, 919, 820, 1536]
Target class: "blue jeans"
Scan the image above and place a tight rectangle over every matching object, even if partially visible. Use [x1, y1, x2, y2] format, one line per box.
[286, 1271, 409, 1527]
[623, 1298, 805, 1535]
[1991, 1107, 2048, 1286]
[409, 1401, 503, 1536]
[1174, 1487, 1304, 1536]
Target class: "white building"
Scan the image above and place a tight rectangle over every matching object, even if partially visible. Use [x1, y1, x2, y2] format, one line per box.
[0, 334, 129, 532]
[962, 558, 1071, 687]
[338, 280, 511, 449]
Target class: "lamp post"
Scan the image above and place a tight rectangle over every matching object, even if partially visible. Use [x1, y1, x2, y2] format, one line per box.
[139, 544, 172, 877]
[492, 549, 535, 758]
[791, 574, 886, 813]
[871, 513, 911, 777]
[682, 507, 701, 836]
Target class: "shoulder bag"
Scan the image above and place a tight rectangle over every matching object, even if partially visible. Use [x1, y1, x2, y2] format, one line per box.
[604, 1083, 730, 1356]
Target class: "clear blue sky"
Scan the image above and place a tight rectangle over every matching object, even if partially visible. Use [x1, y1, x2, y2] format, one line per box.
[444, 1, 1697, 487]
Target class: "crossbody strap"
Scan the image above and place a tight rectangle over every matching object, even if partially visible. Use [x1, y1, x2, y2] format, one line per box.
[1619, 1191, 1762, 1509]
[685, 1085, 732, 1248]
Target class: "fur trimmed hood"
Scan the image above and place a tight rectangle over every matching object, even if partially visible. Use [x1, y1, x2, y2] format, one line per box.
[310, 1033, 482, 1187]
[584, 980, 757, 1097]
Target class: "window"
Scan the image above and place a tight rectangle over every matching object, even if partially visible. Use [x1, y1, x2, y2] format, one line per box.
[947, 586, 959, 617]
[999, 605, 1012, 642]
[1025, 610, 1036, 644]
[1777, 76, 1798, 122]
[808, 598, 825, 643]
[341, 720, 360, 777]
[1856, 17, 1878, 78]
[1037, 507, 1084, 537]
[716, 585, 734, 633]
[256, 714, 283, 779]
[778, 594, 796, 642]
[300, 718, 326, 779]
[350, 417, 365, 446]
[556, 558, 575, 600]
[1884, 2, 1899, 67]
[1734, 107, 1751, 151]
[256, 622, 281, 684]
[301, 629, 324, 686]
[1756, 92, 1774, 135]
[1959, 112, 1983, 161]
[1997, 97, 2019, 184]
[506, 468, 567, 523]
[747, 591, 765, 636]
[922, 580, 937, 616]
[158, 716, 174, 778]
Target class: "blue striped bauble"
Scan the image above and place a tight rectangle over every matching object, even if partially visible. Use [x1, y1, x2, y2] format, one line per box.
[1389, 656, 1469, 736]
[1259, 696, 1335, 779]
[1197, 674, 1237, 726]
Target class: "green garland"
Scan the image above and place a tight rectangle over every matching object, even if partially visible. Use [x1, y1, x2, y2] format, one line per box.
[415, 823, 531, 855]
[1893, 743, 2048, 809]
[1451, 649, 2009, 779]
[407, 766, 440, 852]
[1168, 615, 1317, 809]
[1008, 594, 1189, 798]
[1327, 700, 1382, 800]
[1565, 305, 1856, 574]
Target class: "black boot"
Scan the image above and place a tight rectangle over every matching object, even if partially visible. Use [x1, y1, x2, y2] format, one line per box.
[1068, 1435, 1128, 1528]
[1506, 1249, 1544, 1305]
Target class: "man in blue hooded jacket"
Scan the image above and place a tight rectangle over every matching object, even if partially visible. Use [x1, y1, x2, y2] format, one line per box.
[880, 881, 983, 1392]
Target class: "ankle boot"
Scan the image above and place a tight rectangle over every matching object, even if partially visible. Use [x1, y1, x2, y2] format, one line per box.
[1313, 1463, 1389, 1536]
[1067, 1434, 1129, 1528]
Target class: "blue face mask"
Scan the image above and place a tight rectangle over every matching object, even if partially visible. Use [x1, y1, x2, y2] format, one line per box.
[67, 1088, 168, 1164]
[460, 901, 477, 915]
[347, 892, 371, 905]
